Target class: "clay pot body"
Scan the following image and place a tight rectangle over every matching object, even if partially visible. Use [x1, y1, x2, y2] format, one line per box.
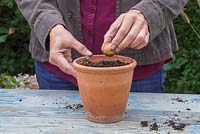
[73, 55, 137, 123]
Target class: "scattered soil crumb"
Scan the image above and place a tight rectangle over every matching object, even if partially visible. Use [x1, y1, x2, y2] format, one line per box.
[65, 104, 83, 110]
[164, 120, 186, 131]
[142, 119, 186, 131]
[186, 108, 191, 111]
[141, 121, 148, 127]
[172, 123, 186, 131]
[150, 123, 159, 131]
[166, 120, 175, 126]
[172, 97, 188, 103]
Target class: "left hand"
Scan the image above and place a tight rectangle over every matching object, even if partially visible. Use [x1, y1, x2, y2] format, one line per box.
[103, 10, 150, 53]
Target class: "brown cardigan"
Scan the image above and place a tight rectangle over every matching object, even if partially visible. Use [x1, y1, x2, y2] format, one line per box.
[16, 0, 188, 65]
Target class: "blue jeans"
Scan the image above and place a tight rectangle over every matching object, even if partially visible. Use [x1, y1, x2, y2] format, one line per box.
[34, 60, 165, 93]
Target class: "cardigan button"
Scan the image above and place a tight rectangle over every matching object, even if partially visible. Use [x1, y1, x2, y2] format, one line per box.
[68, 13, 75, 20]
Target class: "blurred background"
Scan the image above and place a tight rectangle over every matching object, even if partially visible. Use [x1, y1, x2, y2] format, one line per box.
[0, 0, 200, 93]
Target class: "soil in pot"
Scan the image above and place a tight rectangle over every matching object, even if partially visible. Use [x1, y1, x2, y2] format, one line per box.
[80, 59, 129, 67]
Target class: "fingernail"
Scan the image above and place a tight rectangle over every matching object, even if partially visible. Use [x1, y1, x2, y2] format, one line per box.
[86, 50, 92, 55]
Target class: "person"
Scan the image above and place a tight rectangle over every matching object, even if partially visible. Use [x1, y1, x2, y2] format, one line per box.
[16, 0, 188, 92]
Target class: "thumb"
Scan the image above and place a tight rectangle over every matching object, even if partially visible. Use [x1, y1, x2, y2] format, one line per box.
[103, 34, 113, 44]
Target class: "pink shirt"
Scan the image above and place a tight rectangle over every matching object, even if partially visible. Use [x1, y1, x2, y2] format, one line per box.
[42, 0, 165, 85]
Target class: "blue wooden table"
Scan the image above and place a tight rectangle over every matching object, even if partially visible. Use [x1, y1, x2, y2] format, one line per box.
[0, 89, 200, 134]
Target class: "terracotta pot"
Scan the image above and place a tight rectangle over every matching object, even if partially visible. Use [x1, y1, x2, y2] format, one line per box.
[73, 55, 137, 123]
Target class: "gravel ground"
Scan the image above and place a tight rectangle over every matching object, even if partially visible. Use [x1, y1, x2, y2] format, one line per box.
[15, 74, 39, 89]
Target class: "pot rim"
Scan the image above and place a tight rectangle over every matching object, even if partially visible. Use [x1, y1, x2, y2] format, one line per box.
[73, 55, 137, 74]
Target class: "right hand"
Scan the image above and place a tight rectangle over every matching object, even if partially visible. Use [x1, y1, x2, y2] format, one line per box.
[49, 24, 92, 78]
[103, 10, 149, 52]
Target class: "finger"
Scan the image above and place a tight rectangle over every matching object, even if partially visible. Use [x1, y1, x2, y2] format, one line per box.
[49, 50, 75, 77]
[110, 13, 135, 50]
[134, 32, 150, 49]
[52, 48, 72, 62]
[104, 14, 125, 44]
[71, 40, 92, 56]
[50, 53, 76, 78]
[61, 31, 92, 56]
[103, 34, 113, 44]
[130, 25, 148, 49]
[63, 49, 73, 63]
[69, 63, 77, 78]
[57, 59, 76, 78]
[115, 18, 144, 52]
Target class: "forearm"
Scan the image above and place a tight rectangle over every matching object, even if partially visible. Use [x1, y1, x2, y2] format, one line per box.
[16, 0, 66, 50]
[132, 0, 188, 41]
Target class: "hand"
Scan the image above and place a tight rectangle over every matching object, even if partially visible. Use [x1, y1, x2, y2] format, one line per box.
[103, 10, 150, 53]
[49, 24, 92, 78]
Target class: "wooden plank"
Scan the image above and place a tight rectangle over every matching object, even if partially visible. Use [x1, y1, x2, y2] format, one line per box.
[0, 89, 200, 133]
[1, 89, 200, 111]
[0, 105, 199, 124]
[1, 116, 199, 134]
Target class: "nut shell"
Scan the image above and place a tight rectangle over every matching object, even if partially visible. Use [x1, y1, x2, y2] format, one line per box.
[102, 43, 115, 56]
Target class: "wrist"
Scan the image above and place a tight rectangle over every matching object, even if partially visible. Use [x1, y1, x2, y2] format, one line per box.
[50, 24, 65, 37]
[128, 9, 141, 15]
